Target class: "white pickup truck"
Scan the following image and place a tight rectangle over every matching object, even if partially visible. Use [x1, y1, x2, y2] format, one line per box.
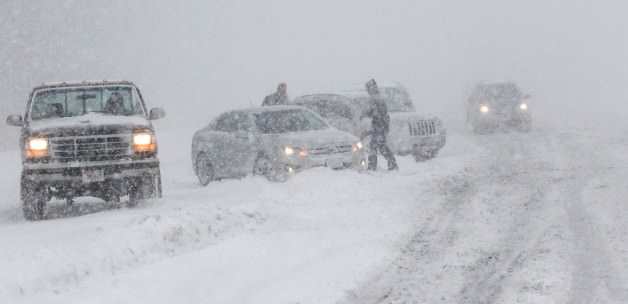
[6, 80, 166, 220]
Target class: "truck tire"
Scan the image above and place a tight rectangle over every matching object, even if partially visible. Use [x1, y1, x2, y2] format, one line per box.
[21, 177, 47, 221]
[518, 122, 532, 133]
[128, 172, 162, 207]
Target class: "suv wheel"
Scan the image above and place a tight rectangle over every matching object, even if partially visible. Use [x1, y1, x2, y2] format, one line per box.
[195, 153, 214, 186]
[128, 173, 162, 207]
[21, 177, 47, 221]
[413, 150, 438, 162]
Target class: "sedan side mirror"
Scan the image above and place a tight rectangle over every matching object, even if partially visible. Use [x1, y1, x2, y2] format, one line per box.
[6, 114, 24, 127]
[149, 108, 166, 120]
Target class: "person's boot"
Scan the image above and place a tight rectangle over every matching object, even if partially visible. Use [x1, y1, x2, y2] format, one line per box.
[387, 157, 399, 171]
[368, 155, 378, 171]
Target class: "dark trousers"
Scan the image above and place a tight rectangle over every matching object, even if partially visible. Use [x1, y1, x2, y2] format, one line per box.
[368, 134, 398, 170]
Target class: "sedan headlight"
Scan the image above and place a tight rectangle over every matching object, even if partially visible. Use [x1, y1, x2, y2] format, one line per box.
[284, 146, 308, 157]
[352, 141, 364, 152]
[284, 146, 295, 156]
[26, 137, 49, 159]
[133, 130, 156, 153]
[479, 105, 490, 113]
[519, 103, 528, 111]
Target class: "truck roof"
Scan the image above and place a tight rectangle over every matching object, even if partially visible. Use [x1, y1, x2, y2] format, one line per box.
[33, 80, 137, 91]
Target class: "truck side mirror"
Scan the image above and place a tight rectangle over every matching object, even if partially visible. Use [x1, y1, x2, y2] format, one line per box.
[149, 108, 166, 120]
[6, 114, 24, 127]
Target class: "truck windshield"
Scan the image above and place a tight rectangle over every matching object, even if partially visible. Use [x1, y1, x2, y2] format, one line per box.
[255, 109, 328, 134]
[483, 84, 522, 102]
[30, 86, 144, 121]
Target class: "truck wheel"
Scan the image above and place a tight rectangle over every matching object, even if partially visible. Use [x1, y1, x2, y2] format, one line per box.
[128, 173, 162, 207]
[518, 122, 532, 133]
[195, 153, 214, 186]
[21, 178, 47, 221]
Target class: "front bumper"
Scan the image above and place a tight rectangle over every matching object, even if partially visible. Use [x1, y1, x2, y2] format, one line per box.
[281, 151, 366, 172]
[474, 112, 531, 128]
[22, 159, 161, 183]
[392, 133, 447, 155]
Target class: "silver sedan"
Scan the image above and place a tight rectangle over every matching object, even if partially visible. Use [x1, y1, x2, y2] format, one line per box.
[191, 106, 366, 184]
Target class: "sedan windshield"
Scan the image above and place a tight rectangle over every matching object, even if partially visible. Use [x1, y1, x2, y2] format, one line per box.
[255, 109, 328, 134]
[30, 86, 144, 121]
[295, 98, 354, 120]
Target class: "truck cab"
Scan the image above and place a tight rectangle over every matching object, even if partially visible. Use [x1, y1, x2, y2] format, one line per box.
[6, 81, 165, 220]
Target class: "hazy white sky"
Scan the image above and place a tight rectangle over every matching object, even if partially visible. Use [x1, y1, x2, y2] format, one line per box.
[1, 0, 626, 130]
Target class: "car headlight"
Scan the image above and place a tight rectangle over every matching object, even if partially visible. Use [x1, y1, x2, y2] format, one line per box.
[26, 137, 49, 158]
[284, 146, 308, 157]
[480, 105, 489, 113]
[284, 146, 295, 156]
[352, 141, 364, 152]
[133, 131, 156, 153]
[519, 103, 528, 111]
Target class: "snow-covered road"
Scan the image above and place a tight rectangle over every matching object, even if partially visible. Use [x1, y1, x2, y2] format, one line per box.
[344, 127, 628, 304]
[1, 124, 627, 304]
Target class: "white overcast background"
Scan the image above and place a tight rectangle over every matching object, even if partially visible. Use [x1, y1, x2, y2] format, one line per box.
[1, 0, 627, 139]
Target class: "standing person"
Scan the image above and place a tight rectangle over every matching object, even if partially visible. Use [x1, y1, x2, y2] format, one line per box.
[262, 82, 289, 106]
[362, 79, 398, 171]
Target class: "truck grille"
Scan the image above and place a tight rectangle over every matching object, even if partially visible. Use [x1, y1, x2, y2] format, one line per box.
[50, 134, 132, 162]
[408, 120, 437, 136]
[309, 144, 353, 156]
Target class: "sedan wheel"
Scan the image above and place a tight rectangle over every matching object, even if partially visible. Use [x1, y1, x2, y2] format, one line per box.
[196, 154, 214, 186]
[253, 157, 288, 182]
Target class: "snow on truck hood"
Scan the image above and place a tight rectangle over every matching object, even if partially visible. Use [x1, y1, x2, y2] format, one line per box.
[267, 128, 358, 147]
[28, 113, 150, 133]
[389, 111, 439, 122]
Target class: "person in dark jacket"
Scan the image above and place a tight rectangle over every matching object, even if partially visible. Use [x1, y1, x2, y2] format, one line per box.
[262, 83, 289, 106]
[104, 92, 125, 115]
[362, 79, 398, 171]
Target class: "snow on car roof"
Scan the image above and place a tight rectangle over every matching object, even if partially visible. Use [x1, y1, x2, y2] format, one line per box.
[234, 105, 310, 114]
[298, 81, 407, 98]
[476, 81, 519, 87]
[34, 80, 137, 90]
[293, 93, 353, 102]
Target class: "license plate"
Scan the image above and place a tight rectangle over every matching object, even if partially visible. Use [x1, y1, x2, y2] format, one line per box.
[82, 169, 105, 183]
[326, 157, 345, 169]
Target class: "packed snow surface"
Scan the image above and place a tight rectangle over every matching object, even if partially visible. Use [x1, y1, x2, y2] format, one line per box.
[1, 120, 628, 303]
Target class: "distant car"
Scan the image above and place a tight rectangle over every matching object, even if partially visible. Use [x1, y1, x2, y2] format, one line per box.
[293, 83, 447, 162]
[466, 82, 532, 133]
[5, 81, 166, 220]
[191, 106, 366, 184]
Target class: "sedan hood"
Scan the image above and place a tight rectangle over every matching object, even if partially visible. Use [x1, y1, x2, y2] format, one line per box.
[266, 128, 359, 148]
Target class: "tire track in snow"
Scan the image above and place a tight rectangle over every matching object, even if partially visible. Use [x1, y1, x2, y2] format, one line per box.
[558, 133, 628, 303]
[343, 130, 570, 304]
[340, 165, 478, 304]
[455, 132, 560, 303]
